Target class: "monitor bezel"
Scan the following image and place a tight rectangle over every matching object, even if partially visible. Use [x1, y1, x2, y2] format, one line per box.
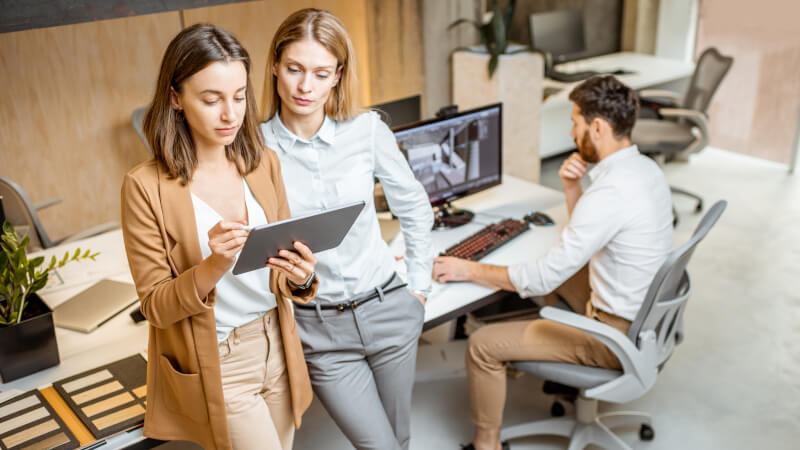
[392, 102, 503, 207]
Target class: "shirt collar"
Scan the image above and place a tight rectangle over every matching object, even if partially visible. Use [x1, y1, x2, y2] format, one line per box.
[589, 145, 639, 181]
[270, 112, 336, 152]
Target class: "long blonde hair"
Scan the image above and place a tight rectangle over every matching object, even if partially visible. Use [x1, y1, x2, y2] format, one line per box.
[264, 8, 359, 121]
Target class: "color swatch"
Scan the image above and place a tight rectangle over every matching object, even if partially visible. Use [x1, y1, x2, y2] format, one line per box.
[0, 390, 78, 450]
[52, 355, 147, 439]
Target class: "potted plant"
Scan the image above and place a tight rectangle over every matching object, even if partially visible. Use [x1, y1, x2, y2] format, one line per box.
[449, 0, 545, 183]
[449, 0, 549, 78]
[0, 222, 98, 382]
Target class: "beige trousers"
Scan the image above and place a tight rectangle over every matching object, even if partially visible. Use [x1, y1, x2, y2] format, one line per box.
[466, 267, 632, 429]
[218, 309, 294, 450]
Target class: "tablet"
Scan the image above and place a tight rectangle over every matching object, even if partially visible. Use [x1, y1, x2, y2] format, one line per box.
[232, 201, 365, 275]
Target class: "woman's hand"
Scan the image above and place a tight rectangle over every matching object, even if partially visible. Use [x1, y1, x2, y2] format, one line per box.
[268, 241, 317, 288]
[207, 221, 250, 273]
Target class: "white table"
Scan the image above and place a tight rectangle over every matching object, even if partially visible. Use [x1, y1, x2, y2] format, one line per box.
[540, 52, 695, 158]
[391, 175, 567, 330]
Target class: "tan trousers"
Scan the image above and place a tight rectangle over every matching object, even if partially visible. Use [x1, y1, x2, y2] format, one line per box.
[218, 309, 294, 450]
[466, 267, 632, 429]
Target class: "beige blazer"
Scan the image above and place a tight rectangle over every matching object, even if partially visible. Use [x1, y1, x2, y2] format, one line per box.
[120, 149, 316, 450]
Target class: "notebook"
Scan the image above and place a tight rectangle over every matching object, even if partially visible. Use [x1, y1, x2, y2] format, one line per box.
[53, 279, 139, 333]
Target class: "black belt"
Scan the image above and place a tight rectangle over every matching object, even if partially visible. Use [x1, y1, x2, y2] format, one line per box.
[295, 274, 407, 313]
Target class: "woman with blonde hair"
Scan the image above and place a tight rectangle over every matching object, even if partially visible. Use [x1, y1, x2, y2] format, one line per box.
[122, 23, 318, 450]
[261, 8, 433, 450]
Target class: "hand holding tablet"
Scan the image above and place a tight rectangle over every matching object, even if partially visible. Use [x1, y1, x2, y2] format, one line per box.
[232, 201, 365, 276]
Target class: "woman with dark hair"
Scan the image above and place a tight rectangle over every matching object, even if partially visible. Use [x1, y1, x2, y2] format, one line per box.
[261, 9, 433, 450]
[122, 24, 318, 450]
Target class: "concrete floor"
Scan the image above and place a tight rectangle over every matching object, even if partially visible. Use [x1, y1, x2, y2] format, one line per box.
[295, 147, 800, 450]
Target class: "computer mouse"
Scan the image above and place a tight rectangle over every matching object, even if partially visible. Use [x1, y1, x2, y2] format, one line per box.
[524, 211, 554, 226]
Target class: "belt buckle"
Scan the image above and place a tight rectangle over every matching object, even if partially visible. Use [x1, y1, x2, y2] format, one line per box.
[336, 303, 346, 313]
[352, 301, 359, 310]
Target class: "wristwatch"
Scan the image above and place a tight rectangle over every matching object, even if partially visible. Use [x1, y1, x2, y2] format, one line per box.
[289, 272, 316, 291]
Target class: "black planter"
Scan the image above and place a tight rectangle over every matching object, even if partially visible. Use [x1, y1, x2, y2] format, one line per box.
[0, 293, 60, 382]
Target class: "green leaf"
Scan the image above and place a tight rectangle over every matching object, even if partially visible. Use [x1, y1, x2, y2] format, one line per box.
[48, 255, 57, 270]
[60, 251, 69, 266]
[72, 248, 81, 260]
[491, 3, 506, 54]
[447, 18, 482, 31]
[82, 249, 91, 258]
[503, 0, 517, 42]
[488, 53, 499, 78]
[30, 256, 44, 269]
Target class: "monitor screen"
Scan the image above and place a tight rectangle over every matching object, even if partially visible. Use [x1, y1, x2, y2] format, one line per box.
[393, 103, 502, 206]
[370, 95, 422, 129]
[530, 9, 586, 63]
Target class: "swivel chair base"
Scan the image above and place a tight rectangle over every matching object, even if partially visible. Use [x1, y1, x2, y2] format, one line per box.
[500, 396, 654, 450]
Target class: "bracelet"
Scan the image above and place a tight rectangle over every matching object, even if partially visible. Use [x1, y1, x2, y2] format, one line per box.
[289, 271, 316, 291]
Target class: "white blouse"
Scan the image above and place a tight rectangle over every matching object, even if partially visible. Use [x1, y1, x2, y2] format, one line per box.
[191, 178, 276, 342]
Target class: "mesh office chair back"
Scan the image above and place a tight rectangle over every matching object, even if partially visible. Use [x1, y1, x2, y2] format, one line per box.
[627, 200, 728, 366]
[0, 175, 52, 250]
[682, 47, 734, 114]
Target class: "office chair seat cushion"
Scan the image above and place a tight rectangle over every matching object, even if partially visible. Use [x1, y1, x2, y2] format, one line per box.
[510, 361, 621, 389]
[632, 118, 695, 154]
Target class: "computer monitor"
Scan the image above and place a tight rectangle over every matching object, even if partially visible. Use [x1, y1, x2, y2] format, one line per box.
[393, 103, 502, 228]
[370, 94, 422, 129]
[529, 9, 586, 64]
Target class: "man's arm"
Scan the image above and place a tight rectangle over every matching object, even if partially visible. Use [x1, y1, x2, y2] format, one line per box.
[432, 257, 516, 292]
[559, 152, 588, 216]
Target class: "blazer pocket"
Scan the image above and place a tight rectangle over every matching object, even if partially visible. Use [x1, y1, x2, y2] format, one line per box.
[159, 354, 209, 424]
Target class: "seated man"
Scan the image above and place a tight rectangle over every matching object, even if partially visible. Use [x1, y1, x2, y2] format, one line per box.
[432, 75, 674, 450]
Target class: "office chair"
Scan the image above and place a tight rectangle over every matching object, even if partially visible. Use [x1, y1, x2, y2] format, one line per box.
[0, 175, 118, 251]
[501, 200, 727, 450]
[131, 106, 152, 155]
[631, 48, 733, 220]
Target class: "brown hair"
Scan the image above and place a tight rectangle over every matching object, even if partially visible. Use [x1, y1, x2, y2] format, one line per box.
[143, 23, 263, 184]
[568, 75, 640, 139]
[264, 8, 359, 122]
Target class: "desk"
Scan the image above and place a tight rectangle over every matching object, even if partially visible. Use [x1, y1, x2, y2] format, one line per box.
[540, 52, 695, 158]
[390, 175, 567, 330]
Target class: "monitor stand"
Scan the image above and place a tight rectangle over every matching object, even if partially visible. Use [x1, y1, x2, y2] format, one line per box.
[433, 202, 474, 229]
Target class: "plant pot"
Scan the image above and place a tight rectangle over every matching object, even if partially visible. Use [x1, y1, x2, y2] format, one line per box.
[452, 49, 544, 183]
[0, 293, 60, 382]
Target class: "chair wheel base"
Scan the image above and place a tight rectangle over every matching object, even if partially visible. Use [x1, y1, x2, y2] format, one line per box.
[640, 423, 655, 441]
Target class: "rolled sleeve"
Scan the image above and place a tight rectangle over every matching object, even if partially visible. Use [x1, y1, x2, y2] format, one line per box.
[372, 114, 435, 296]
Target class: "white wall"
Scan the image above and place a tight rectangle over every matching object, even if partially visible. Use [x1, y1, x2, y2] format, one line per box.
[655, 0, 698, 62]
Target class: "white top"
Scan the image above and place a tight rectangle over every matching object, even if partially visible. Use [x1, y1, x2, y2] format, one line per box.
[508, 146, 674, 320]
[190, 179, 276, 342]
[261, 111, 434, 302]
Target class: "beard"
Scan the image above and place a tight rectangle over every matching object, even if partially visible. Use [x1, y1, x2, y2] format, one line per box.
[576, 131, 599, 163]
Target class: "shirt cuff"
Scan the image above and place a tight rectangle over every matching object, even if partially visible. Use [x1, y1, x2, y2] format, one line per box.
[407, 271, 432, 298]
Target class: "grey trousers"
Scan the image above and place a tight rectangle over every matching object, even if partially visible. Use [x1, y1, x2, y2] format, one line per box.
[294, 275, 425, 450]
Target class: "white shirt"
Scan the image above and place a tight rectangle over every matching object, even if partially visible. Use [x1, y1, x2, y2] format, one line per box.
[191, 179, 276, 342]
[508, 146, 673, 320]
[261, 112, 434, 302]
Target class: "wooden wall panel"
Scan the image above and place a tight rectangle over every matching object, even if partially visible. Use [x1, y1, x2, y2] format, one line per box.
[364, 0, 424, 107]
[0, 13, 180, 241]
[0, 0, 420, 240]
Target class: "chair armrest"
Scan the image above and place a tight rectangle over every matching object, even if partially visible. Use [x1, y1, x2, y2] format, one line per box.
[659, 108, 711, 139]
[638, 89, 682, 105]
[540, 306, 658, 402]
[34, 198, 62, 211]
[57, 222, 120, 245]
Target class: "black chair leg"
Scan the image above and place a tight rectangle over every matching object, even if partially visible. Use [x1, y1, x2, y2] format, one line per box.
[670, 186, 703, 213]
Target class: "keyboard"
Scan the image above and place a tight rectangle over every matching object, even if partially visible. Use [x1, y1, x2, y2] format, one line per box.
[548, 70, 599, 83]
[440, 218, 530, 261]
